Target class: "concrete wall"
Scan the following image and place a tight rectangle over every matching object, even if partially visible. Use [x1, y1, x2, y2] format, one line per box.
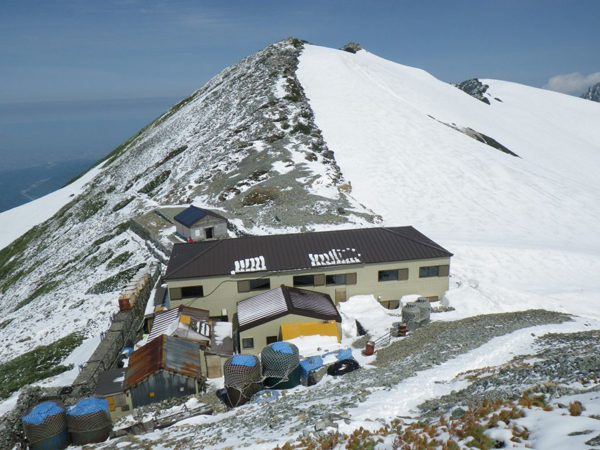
[239, 315, 342, 356]
[177, 216, 228, 241]
[168, 257, 451, 321]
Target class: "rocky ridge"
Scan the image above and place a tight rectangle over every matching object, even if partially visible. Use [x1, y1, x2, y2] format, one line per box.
[0, 38, 377, 364]
[581, 82, 600, 102]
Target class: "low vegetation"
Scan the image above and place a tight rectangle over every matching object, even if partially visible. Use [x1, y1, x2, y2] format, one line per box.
[138, 170, 171, 196]
[77, 198, 107, 222]
[107, 251, 133, 270]
[14, 280, 61, 311]
[87, 263, 146, 295]
[275, 397, 534, 450]
[0, 332, 83, 399]
[112, 196, 135, 212]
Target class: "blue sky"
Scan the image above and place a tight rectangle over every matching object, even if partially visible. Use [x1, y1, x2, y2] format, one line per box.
[1, 0, 599, 170]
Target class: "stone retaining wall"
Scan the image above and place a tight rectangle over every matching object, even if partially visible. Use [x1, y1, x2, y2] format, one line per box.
[0, 263, 161, 450]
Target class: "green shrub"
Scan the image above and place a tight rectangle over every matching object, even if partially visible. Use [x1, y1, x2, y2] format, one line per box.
[138, 170, 171, 196]
[112, 196, 135, 212]
[0, 319, 13, 330]
[0, 332, 84, 399]
[78, 198, 107, 222]
[87, 263, 146, 294]
[107, 251, 133, 270]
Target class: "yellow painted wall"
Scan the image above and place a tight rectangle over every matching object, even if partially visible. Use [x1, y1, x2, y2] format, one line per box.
[238, 314, 343, 356]
[168, 257, 451, 321]
[281, 320, 340, 342]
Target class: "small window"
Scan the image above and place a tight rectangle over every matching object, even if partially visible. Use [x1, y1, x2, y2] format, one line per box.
[181, 285, 204, 298]
[326, 274, 346, 286]
[242, 338, 254, 349]
[378, 269, 399, 282]
[293, 275, 315, 287]
[419, 266, 440, 278]
[121, 405, 130, 412]
[249, 279, 270, 291]
[266, 336, 278, 345]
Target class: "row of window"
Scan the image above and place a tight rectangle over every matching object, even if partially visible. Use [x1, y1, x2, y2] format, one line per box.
[176, 265, 450, 298]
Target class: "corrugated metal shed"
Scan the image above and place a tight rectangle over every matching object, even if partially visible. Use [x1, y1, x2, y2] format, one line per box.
[173, 206, 227, 228]
[237, 285, 341, 332]
[147, 305, 210, 342]
[164, 226, 453, 280]
[124, 335, 202, 390]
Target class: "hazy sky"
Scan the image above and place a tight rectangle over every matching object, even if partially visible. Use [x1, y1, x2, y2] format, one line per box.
[1, 0, 599, 170]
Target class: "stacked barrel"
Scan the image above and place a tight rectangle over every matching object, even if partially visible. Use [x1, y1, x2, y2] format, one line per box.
[66, 397, 112, 445]
[22, 401, 70, 450]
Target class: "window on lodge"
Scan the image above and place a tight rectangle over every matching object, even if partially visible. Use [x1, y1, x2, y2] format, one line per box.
[419, 266, 439, 278]
[181, 285, 204, 298]
[326, 274, 346, 286]
[249, 279, 270, 291]
[242, 338, 254, 349]
[293, 275, 315, 287]
[378, 269, 398, 282]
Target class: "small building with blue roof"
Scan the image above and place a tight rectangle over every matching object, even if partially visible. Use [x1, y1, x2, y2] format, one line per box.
[173, 205, 228, 241]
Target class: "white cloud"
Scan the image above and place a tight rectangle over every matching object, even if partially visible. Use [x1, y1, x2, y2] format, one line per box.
[543, 72, 600, 95]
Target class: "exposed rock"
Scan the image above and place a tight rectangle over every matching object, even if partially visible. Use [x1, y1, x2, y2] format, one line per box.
[453, 78, 491, 104]
[581, 82, 600, 102]
[340, 42, 363, 54]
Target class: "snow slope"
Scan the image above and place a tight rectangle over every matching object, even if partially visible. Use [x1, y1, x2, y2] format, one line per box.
[0, 164, 104, 251]
[298, 44, 600, 320]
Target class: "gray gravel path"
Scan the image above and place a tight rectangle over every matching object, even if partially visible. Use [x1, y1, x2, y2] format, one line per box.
[98, 309, 572, 449]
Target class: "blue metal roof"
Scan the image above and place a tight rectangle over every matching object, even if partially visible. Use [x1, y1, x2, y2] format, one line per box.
[174, 206, 208, 228]
[173, 206, 226, 228]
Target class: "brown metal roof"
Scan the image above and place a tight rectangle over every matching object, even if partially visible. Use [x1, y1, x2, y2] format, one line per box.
[237, 285, 342, 332]
[124, 335, 202, 390]
[164, 226, 452, 280]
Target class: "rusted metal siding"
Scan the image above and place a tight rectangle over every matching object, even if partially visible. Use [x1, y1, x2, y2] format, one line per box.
[124, 335, 202, 391]
[164, 336, 202, 379]
[129, 371, 198, 409]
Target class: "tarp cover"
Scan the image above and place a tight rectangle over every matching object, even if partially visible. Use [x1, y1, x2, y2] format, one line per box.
[23, 402, 64, 425]
[271, 342, 293, 354]
[231, 354, 258, 367]
[67, 398, 110, 416]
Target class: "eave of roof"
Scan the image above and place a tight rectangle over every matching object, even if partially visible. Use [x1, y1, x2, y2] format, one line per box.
[164, 226, 452, 281]
[237, 285, 341, 333]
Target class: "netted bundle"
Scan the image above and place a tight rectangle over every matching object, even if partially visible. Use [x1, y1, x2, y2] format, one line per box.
[224, 355, 262, 389]
[402, 302, 421, 324]
[415, 297, 431, 324]
[22, 401, 69, 447]
[224, 355, 262, 407]
[261, 342, 300, 379]
[66, 397, 112, 444]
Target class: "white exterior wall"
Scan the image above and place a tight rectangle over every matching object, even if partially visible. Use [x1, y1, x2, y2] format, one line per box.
[167, 257, 451, 321]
